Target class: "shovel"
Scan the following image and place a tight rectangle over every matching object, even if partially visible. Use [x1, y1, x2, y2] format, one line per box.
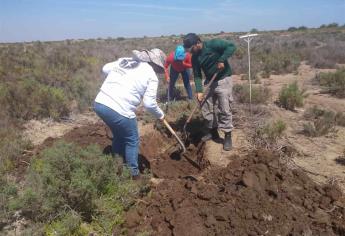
[162, 119, 186, 153]
[183, 73, 218, 141]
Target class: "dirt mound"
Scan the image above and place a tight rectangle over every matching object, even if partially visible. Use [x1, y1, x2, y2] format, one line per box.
[125, 150, 345, 236]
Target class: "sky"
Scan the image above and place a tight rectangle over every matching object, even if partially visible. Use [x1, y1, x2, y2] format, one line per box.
[0, 0, 344, 43]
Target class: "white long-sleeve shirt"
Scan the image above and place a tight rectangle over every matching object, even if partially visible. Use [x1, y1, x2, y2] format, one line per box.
[95, 58, 164, 119]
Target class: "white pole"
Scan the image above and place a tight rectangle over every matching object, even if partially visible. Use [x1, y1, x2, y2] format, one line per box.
[239, 33, 258, 115]
[247, 38, 252, 113]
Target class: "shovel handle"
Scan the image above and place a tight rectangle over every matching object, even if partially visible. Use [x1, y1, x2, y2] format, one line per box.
[163, 119, 186, 153]
[185, 73, 218, 124]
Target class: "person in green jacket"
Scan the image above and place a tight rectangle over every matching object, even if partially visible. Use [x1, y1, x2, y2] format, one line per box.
[183, 33, 236, 151]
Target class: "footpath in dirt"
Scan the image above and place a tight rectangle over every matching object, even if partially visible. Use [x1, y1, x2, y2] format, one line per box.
[26, 122, 345, 236]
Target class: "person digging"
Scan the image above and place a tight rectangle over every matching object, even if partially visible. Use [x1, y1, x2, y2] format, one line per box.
[183, 33, 236, 151]
[93, 48, 167, 180]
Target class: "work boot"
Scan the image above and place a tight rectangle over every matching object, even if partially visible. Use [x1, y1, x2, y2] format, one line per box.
[223, 132, 232, 151]
[201, 128, 220, 142]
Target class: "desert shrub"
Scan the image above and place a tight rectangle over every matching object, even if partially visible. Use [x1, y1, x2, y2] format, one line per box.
[253, 119, 287, 148]
[308, 44, 345, 69]
[45, 211, 86, 236]
[261, 70, 271, 78]
[298, 26, 308, 31]
[303, 106, 337, 137]
[327, 23, 339, 28]
[261, 52, 300, 75]
[0, 79, 70, 120]
[256, 119, 286, 142]
[2, 28, 345, 122]
[303, 117, 336, 137]
[335, 112, 345, 126]
[288, 27, 298, 32]
[0, 110, 31, 173]
[12, 141, 141, 235]
[277, 81, 307, 110]
[315, 69, 345, 98]
[240, 68, 261, 83]
[233, 84, 271, 104]
[303, 106, 345, 137]
[0, 176, 18, 225]
[303, 105, 326, 120]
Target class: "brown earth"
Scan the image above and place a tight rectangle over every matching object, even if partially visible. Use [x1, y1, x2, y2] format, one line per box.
[14, 121, 345, 235]
[124, 148, 345, 236]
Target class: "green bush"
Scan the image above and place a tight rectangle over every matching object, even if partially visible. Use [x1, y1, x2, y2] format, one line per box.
[256, 119, 287, 142]
[335, 111, 345, 127]
[303, 115, 336, 137]
[303, 105, 325, 120]
[0, 111, 31, 173]
[315, 69, 345, 98]
[303, 106, 344, 137]
[261, 52, 300, 75]
[278, 81, 307, 110]
[0, 79, 70, 120]
[12, 141, 142, 235]
[303, 106, 336, 137]
[0, 176, 18, 224]
[233, 84, 271, 104]
[45, 211, 85, 236]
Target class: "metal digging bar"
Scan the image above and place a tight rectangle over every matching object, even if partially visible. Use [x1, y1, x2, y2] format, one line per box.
[183, 72, 218, 141]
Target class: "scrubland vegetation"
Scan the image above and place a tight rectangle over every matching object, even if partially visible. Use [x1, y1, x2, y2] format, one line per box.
[1, 25, 345, 235]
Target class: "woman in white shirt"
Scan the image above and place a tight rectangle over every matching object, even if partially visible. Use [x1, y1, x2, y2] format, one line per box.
[94, 48, 166, 179]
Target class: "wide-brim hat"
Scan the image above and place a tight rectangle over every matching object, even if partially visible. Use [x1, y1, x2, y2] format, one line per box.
[132, 48, 166, 73]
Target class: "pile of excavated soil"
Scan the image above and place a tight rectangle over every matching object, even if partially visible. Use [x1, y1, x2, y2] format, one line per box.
[125, 150, 345, 236]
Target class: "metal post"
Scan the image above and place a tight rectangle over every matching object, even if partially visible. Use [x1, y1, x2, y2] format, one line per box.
[239, 33, 258, 114]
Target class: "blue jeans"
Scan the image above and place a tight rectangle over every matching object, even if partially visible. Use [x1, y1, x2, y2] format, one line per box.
[93, 102, 139, 176]
[169, 67, 193, 100]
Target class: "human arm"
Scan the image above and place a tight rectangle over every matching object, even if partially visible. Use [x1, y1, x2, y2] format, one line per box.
[102, 61, 117, 75]
[192, 55, 203, 93]
[143, 75, 165, 120]
[182, 53, 192, 68]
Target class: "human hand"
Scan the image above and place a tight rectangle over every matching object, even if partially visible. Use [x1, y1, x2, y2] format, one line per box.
[159, 115, 165, 122]
[196, 93, 204, 102]
[217, 62, 225, 71]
